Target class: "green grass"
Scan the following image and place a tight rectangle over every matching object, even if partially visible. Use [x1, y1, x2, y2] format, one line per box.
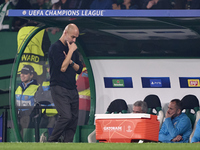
[0, 143, 200, 150]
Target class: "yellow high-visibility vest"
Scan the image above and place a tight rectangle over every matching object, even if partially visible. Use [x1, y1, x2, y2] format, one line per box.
[15, 84, 39, 106]
[17, 26, 45, 76]
[41, 81, 58, 116]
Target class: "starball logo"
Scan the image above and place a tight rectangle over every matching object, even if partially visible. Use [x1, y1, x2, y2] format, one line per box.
[188, 79, 200, 87]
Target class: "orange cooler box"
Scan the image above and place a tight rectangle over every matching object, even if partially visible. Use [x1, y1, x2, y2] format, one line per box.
[95, 113, 159, 143]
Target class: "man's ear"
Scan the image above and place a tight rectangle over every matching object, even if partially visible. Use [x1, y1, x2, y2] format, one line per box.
[30, 74, 34, 79]
[177, 109, 181, 115]
[64, 30, 67, 35]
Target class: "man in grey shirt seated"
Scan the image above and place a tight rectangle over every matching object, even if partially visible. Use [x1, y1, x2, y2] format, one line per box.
[133, 100, 148, 113]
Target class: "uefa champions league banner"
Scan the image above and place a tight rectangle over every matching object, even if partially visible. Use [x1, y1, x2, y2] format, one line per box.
[8, 10, 200, 17]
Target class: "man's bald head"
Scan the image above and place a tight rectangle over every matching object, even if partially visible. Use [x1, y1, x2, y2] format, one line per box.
[64, 23, 79, 34]
[60, 23, 79, 45]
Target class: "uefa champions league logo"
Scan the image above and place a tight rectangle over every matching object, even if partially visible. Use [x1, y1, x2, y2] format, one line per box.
[22, 10, 26, 15]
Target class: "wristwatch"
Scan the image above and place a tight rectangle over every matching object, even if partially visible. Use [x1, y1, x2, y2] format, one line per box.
[70, 61, 75, 67]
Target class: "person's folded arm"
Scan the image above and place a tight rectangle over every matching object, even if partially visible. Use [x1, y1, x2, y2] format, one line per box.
[165, 116, 191, 139]
[159, 121, 173, 142]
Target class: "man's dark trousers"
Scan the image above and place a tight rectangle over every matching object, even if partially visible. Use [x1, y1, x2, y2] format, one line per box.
[48, 85, 79, 142]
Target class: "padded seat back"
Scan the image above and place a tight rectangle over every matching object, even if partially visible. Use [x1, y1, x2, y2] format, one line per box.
[106, 99, 128, 114]
[181, 94, 200, 128]
[143, 94, 164, 128]
[189, 111, 200, 143]
[144, 94, 162, 115]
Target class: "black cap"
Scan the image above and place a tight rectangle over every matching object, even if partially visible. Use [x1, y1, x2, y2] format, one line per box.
[20, 65, 34, 74]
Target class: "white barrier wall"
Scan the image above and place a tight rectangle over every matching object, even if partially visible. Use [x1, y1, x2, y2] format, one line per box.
[90, 59, 200, 114]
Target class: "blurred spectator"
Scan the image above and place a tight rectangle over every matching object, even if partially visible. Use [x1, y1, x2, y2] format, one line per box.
[52, 0, 93, 9]
[0, 0, 4, 5]
[50, 0, 89, 34]
[76, 0, 93, 9]
[14, 0, 32, 9]
[32, 0, 52, 9]
[68, 0, 80, 8]
[48, 0, 69, 34]
[0, 0, 14, 31]
[112, 0, 120, 9]
[0, 0, 31, 31]
[76, 66, 91, 125]
[47, 26, 60, 35]
[90, 0, 113, 9]
[52, 0, 71, 9]
[45, 0, 52, 7]
[190, 0, 200, 9]
[142, 0, 172, 9]
[121, 0, 140, 9]
[173, 0, 187, 9]
[112, 0, 140, 9]
[12, 0, 32, 31]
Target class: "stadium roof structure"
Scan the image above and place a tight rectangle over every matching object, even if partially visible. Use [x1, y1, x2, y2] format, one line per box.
[9, 9, 200, 58]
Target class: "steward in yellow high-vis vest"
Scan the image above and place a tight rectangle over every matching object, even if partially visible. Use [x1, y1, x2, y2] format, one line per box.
[16, 65, 40, 132]
[15, 82, 39, 107]
[17, 25, 51, 83]
[15, 65, 39, 107]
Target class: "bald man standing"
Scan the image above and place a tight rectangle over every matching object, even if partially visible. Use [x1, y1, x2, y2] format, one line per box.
[48, 24, 83, 142]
